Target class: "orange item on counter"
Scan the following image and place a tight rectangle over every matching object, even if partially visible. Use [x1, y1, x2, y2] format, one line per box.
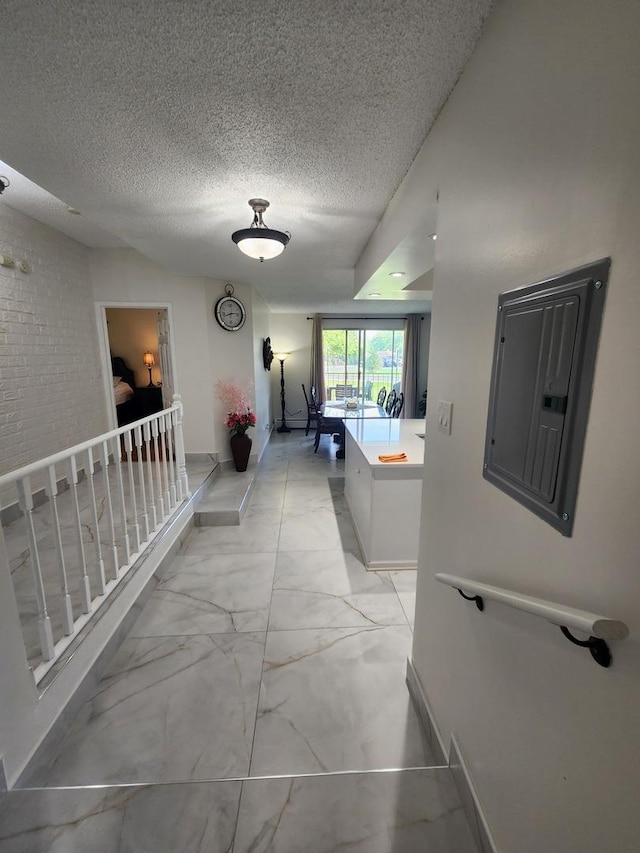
[378, 452, 408, 462]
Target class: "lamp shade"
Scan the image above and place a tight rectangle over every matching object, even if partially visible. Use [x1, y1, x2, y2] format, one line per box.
[232, 228, 289, 261]
[143, 351, 155, 368]
[274, 352, 289, 362]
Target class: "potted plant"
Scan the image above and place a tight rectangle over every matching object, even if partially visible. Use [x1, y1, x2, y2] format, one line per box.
[215, 380, 256, 471]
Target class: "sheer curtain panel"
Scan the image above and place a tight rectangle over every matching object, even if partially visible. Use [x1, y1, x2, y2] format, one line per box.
[401, 315, 421, 418]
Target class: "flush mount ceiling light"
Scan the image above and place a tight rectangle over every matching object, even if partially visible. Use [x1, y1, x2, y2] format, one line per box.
[231, 198, 291, 262]
[389, 271, 406, 278]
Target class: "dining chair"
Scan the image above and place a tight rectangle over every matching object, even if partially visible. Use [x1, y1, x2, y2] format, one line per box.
[310, 385, 321, 410]
[391, 391, 404, 418]
[376, 387, 387, 407]
[314, 415, 344, 453]
[301, 383, 321, 436]
[385, 388, 397, 415]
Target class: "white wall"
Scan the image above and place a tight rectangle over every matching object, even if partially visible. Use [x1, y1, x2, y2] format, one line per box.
[251, 288, 273, 457]
[0, 204, 107, 496]
[268, 314, 312, 430]
[90, 249, 216, 453]
[360, 1, 640, 850]
[206, 278, 266, 465]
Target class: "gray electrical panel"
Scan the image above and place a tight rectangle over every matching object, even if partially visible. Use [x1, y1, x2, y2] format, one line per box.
[483, 258, 609, 535]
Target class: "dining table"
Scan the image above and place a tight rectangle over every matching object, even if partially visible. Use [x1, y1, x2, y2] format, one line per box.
[320, 400, 388, 458]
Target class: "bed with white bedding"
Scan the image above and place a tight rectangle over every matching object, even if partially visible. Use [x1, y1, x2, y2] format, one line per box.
[111, 356, 139, 425]
[113, 375, 135, 406]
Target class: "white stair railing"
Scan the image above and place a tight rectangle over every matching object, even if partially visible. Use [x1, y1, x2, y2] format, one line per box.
[0, 396, 189, 685]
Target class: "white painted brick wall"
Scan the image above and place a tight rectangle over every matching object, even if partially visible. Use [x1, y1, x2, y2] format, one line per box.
[0, 203, 108, 499]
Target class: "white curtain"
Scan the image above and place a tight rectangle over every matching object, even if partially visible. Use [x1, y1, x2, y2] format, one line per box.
[310, 314, 326, 404]
[401, 315, 421, 418]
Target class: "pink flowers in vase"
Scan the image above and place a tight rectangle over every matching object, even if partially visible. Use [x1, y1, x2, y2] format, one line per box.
[215, 380, 256, 436]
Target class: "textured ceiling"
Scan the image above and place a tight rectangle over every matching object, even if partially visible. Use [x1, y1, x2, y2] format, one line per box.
[0, 0, 493, 313]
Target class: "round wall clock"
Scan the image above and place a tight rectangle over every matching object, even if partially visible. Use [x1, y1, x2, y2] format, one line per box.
[214, 284, 246, 331]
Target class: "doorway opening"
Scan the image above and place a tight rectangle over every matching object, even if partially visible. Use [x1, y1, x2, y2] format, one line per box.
[95, 303, 177, 429]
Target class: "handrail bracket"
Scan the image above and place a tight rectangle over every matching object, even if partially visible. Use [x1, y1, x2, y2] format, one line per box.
[457, 588, 484, 611]
[559, 626, 611, 668]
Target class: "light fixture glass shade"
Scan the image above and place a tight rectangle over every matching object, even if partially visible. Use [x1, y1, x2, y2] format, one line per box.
[274, 352, 289, 362]
[143, 351, 155, 368]
[232, 229, 289, 261]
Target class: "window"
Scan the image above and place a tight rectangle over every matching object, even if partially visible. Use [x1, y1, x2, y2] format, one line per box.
[322, 325, 404, 402]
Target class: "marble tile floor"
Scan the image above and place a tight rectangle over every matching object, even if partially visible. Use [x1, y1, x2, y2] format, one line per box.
[6, 432, 477, 851]
[0, 768, 476, 852]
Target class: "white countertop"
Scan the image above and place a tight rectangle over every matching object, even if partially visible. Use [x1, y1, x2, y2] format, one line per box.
[345, 418, 426, 470]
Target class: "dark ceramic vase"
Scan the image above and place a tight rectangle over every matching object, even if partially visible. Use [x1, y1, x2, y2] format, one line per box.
[230, 432, 252, 472]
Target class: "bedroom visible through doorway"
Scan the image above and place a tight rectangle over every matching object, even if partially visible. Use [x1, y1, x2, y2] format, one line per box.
[97, 303, 177, 429]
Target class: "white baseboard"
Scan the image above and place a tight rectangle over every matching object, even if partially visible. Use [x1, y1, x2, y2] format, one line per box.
[406, 657, 499, 853]
[405, 658, 448, 764]
[449, 734, 500, 853]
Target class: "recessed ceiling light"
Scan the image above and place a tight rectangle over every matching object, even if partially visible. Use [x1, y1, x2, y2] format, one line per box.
[389, 271, 406, 278]
[430, 233, 437, 240]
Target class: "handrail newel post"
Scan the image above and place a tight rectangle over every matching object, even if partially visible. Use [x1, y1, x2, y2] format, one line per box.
[172, 394, 190, 499]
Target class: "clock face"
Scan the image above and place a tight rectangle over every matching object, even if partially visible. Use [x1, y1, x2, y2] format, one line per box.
[215, 295, 246, 331]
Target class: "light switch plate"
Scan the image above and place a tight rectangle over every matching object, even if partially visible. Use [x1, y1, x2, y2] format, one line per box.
[437, 400, 453, 434]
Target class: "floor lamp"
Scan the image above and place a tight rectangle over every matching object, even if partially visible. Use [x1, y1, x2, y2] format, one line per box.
[275, 352, 291, 433]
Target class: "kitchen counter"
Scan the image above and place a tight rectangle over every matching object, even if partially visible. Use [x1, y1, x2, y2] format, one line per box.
[344, 418, 426, 472]
[344, 418, 426, 571]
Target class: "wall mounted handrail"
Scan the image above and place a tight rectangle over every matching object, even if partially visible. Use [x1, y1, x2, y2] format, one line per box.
[436, 572, 629, 667]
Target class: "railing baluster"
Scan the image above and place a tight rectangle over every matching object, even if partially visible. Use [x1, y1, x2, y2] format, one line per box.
[143, 421, 158, 531]
[124, 428, 141, 552]
[69, 455, 91, 614]
[86, 447, 106, 596]
[167, 412, 178, 508]
[134, 424, 150, 541]
[151, 418, 165, 521]
[159, 413, 172, 512]
[16, 476, 55, 661]
[100, 441, 119, 580]
[45, 465, 74, 636]
[111, 436, 131, 565]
